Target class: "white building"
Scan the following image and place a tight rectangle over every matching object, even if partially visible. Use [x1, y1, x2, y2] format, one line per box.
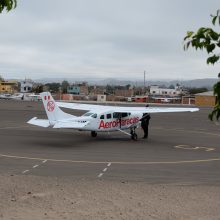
[97, 94, 106, 102]
[150, 85, 183, 97]
[20, 79, 33, 93]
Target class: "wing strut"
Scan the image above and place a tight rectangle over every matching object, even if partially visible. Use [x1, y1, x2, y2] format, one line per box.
[117, 128, 138, 140]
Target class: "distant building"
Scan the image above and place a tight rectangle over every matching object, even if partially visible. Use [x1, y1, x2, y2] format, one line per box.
[90, 86, 106, 95]
[150, 85, 183, 97]
[67, 85, 80, 94]
[182, 96, 195, 105]
[0, 80, 18, 93]
[115, 89, 134, 97]
[20, 79, 33, 93]
[97, 94, 106, 102]
[195, 91, 217, 107]
[79, 82, 89, 95]
[134, 96, 148, 103]
[67, 82, 88, 95]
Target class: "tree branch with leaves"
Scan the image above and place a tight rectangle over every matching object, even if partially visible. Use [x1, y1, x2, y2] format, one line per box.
[184, 9, 220, 120]
[0, 0, 17, 13]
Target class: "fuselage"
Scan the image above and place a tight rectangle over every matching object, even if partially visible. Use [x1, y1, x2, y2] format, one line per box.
[79, 111, 142, 132]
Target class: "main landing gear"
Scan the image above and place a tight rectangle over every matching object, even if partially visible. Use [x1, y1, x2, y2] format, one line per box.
[91, 131, 97, 137]
[130, 127, 138, 140]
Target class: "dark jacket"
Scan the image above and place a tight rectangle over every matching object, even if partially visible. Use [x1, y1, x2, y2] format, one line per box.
[141, 113, 151, 126]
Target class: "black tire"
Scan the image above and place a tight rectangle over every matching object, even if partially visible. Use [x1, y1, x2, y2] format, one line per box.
[91, 131, 97, 137]
[131, 133, 138, 141]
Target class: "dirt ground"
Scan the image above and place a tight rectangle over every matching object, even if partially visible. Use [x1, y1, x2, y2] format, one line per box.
[0, 174, 220, 220]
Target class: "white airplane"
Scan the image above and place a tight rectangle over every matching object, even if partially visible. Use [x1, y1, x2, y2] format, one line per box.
[0, 93, 11, 99]
[27, 92, 199, 140]
[0, 93, 24, 100]
[26, 93, 41, 101]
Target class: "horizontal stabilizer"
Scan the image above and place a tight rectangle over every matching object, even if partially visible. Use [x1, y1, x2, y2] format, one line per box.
[27, 117, 50, 128]
[53, 121, 89, 129]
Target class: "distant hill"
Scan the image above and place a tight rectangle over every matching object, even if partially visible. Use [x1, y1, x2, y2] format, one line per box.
[168, 78, 218, 89]
[98, 78, 218, 89]
[12, 77, 218, 89]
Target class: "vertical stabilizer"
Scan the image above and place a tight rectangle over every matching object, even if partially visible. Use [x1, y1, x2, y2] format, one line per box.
[40, 92, 75, 123]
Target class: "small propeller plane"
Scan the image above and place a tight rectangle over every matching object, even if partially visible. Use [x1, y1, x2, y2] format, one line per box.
[27, 92, 199, 140]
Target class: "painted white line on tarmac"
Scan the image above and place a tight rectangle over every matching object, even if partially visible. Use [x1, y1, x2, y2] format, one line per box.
[22, 160, 47, 175]
[98, 173, 103, 178]
[22, 170, 29, 174]
[174, 145, 215, 152]
[98, 163, 112, 178]
[4, 153, 220, 165]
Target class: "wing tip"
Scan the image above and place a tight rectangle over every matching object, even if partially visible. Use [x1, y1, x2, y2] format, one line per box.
[191, 108, 199, 112]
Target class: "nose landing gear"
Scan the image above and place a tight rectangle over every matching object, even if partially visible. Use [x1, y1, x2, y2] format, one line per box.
[91, 131, 97, 137]
[130, 127, 138, 140]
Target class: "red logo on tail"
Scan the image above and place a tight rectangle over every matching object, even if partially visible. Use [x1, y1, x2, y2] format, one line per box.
[47, 101, 55, 112]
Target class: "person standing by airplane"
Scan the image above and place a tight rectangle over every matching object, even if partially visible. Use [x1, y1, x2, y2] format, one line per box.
[140, 113, 151, 139]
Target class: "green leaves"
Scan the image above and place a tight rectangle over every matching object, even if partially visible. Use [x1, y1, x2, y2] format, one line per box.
[209, 76, 220, 120]
[184, 9, 220, 121]
[183, 27, 220, 55]
[0, 0, 17, 13]
[209, 30, 219, 41]
[211, 9, 220, 25]
[209, 106, 220, 121]
[207, 55, 219, 64]
[206, 44, 215, 54]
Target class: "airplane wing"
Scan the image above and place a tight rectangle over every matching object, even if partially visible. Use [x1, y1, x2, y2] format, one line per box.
[102, 106, 199, 114]
[128, 107, 199, 113]
[56, 101, 199, 114]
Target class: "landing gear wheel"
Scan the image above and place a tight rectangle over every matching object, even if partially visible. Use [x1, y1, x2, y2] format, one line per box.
[131, 133, 138, 141]
[91, 131, 97, 137]
[130, 127, 138, 141]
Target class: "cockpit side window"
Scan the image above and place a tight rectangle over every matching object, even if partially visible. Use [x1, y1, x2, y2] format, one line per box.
[100, 115, 104, 119]
[91, 114, 97, 118]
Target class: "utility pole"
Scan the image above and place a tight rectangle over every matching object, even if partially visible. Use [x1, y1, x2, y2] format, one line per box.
[144, 70, 146, 88]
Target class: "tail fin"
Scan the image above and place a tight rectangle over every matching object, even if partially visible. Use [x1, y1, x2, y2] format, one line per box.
[40, 92, 75, 123]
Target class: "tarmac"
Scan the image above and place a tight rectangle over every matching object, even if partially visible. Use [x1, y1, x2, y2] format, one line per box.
[0, 99, 220, 184]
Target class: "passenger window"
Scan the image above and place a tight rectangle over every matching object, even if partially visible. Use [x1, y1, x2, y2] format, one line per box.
[100, 115, 104, 119]
[122, 113, 128, 118]
[113, 112, 119, 118]
[107, 114, 112, 119]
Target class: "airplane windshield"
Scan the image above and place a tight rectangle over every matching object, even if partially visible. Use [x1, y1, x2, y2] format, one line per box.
[83, 112, 94, 117]
[83, 112, 97, 118]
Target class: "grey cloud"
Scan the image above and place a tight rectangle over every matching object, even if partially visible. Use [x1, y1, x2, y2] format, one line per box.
[0, 0, 219, 80]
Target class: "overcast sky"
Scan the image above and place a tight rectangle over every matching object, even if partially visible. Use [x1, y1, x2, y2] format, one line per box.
[0, 0, 219, 81]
